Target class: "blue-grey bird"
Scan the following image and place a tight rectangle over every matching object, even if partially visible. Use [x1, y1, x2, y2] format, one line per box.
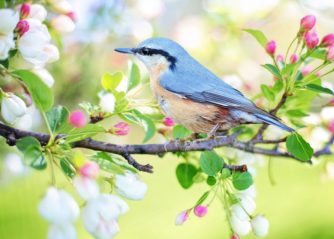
[115, 37, 293, 136]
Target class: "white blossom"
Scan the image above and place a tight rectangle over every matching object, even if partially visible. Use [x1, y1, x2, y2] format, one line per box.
[82, 194, 128, 239]
[27, 4, 47, 22]
[230, 213, 252, 236]
[0, 9, 19, 60]
[39, 187, 80, 225]
[48, 224, 76, 239]
[51, 15, 75, 33]
[115, 171, 148, 200]
[251, 215, 269, 237]
[1, 93, 27, 124]
[238, 195, 256, 214]
[230, 204, 249, 221]
[48, 0, 73, 13]
[73, 176, 100, 200]
[32, 68, 55, 87]
[99, 93, 115, 113]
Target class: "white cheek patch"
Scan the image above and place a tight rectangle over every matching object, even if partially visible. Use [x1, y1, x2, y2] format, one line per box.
[137, 54, 169, 69]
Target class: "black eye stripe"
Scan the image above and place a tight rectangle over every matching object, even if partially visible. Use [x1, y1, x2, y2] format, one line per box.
[134, 47, 177, 70]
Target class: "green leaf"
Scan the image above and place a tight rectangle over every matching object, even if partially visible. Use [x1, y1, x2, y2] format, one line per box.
[46, 106, 69, 133]
[286, 133, 313, 161]
[176, 163, 198, 189]
[195, 191, 210, 206]
[101, 72, 123, 91]
[262, 64, 281, 78]
[309, 48, 326, 60]
[121, 110, 156, 142]
[232, 172, 253, 190]
[200, 151, 224, 176]
[206, 176, 217, 186]
[60, 158, 76, 178]
[24, 146, 47, 170]
[65, 124, 105, 144]
[93, 152, 136, 173]
[243, 29, 268, 48]
[128, 62, 140, 91]
[261, 84, 275, 102]
[272, 79, 284, 93]
[282, 63, 295, 75]
[13, 70, 54, 112]
[16, 136, 41, 152]
[305, 84, 334, 95]
[173, 125, 192, 139]
[286, 109, 308, 118]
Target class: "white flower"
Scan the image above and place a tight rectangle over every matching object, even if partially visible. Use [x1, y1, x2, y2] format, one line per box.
[39, 187, 79, 225]
[238, 195, 256, 214]
[230, 213, 251, 236]
[27, 4, 47, 22]
[99, 93, 115, 113]
[48, 224, 76, 239]
[0, 9, 19, 60]
[251, 215, 269, 237]
[48, 0, 73, 13]
[18, 19, 59, 66]
[32, 68, 55, 87]
[175, 211, 189, 225]
[82, 194, 128, 239]
[115, 171, 148, 200]
[1, 93, 27, 124]
[73, 176, 99, 200]
[3, 153, 27, 176]
[51, 15, 75, 33]
[230, 204, 249, 221]
[237, 185, 256, 199]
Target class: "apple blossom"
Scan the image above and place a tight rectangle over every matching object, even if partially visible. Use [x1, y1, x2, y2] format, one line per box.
[48, 0, 74, 13]
[99, 93, 115, 113]
[69, 110, 87, 128]
[0, 9, 19, 60]
[1, 93, 27, 124]
[265, 40, 276, 55]
[275, 54, 284, 63]
[73, 175, 100, 200]
[327, 47, 334, 61]
[230, 204, 249, 221]
[51, 15, 75, 33]
[300, 15, 316, 31]
[175, 210, 189, 225]
[115, 171, 148, 200]
[321, 34, 334, 47]
[79, 161, 100, 179]
[48, 224, 76, 239]
[20, 3, 30, 19]
[113, 122, 130, 136]
[238, 195, 256, 214]
[15, 20, 29, 36]
[251, 215, 269, 237]
[194, 205, 208, 217]
[32, 68, 55, 87]
[290, 53, 299, 63]
[304, 31, 319, 49]
[43, 44, 60, 63]
[39, 187, 80, 225]
[27, 4, 47, 22]
[230, 213, 252, 236]
[231, 234, 240, 239]
[163, 117, 175, 127]
[82, 194, 128, 238]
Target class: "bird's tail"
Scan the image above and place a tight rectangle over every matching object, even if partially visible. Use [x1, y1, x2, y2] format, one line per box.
[254, 113, 294, 132]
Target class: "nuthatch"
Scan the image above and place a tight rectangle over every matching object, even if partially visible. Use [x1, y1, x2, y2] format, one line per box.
[115, 37, 293, 136]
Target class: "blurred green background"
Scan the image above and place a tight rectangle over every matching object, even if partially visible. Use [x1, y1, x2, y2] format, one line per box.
[1, 0, 334, 238]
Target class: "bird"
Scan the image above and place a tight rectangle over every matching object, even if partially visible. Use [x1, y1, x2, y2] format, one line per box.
[115, 37, 293, 136]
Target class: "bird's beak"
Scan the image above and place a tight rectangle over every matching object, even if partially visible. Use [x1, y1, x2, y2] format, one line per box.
[114, 48, 134, 54]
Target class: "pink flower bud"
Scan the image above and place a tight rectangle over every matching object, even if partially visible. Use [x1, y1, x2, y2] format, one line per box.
[265, 40, 276, 55]
[300, 15, 316, 31]
[327, 47, 334, 61]
[15, 20, 29, 37]
[328, 120, 334, 134]
[231, 235, 240, 239]
[290, 53, 299, 64]
[194, 205, 208, 217]
[321, 34, 334, 47]
[304, 31, 319, 49]
[163, 117, 175, 127]
[69, 110, 87, 128]
[79, 161, 99, 179]
[175, 211, 189, 225]
[316, 71, 321, 77]
[301, 66, 312, 76]
[20, 3, 30, 18]
[66, 11, 76, 21]
[113, 122, 130, 136]
[275, 54, 284, 63]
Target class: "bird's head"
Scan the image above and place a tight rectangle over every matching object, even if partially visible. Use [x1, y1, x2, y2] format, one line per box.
[115, 37, 187, 73]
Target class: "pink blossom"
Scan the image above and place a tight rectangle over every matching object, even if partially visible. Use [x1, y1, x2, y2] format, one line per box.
[321, 34, 334, 47]
[15, 20, 29, 36]
[300, 15, 316, 31]
[194, 205, 208, 217]
[329, 120, 334, 134]
[113, 122, 130, 136]
[316, 72, 321, 77]
[301, 66, 312, 76]
[163, 117, 175, 127]
[265, 40, 276, 55]
[290, 53, 299, 63]
[66, 11, 76, 21]
[304, 31, 319, 49]
[275, 54, 284, 63]
[69, 110, 87, 128]
[327, 47, 334, 61]
[231, 235, 240, 239]
[175, 211, 189, 225]
[20, 3, 30, 19]
[79, 161, 100, 179]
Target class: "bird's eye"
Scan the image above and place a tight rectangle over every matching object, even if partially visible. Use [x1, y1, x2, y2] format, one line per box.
[140, 48, 151, 55]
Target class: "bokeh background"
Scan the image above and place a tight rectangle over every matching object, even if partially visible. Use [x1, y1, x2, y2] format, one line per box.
[1, 0, 334, 238]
